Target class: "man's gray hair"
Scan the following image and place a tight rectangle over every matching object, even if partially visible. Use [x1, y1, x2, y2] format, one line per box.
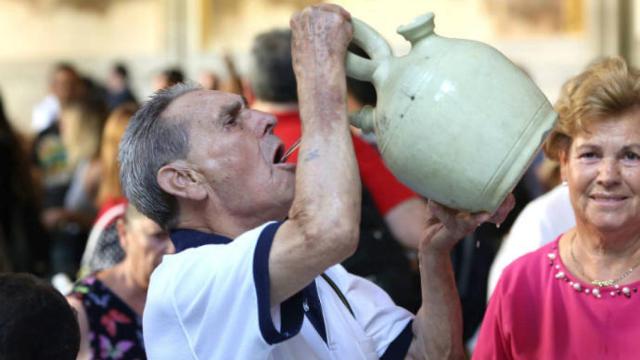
[119, 83, 200, 228]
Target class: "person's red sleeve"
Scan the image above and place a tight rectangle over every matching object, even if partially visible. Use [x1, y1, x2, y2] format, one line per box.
[273, 111, 416, 215]
[352, 135, 416, 216]
[273, 112, 303, 163]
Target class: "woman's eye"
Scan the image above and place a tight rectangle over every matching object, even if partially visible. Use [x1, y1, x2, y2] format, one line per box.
[623, 151, 640, 161]
[578, 152, 597, 159]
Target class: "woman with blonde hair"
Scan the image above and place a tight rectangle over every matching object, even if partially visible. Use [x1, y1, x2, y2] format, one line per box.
[79, 102, 138, 277]
[45, 99, 106, 278]
[44, 99, 106, 230]
[474, 57, 640, 358]
[96, 102, 138, 210]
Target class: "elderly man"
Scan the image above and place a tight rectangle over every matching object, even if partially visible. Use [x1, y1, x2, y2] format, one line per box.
[120, 5, 511, 359]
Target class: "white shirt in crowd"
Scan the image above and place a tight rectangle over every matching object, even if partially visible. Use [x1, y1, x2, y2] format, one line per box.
[487, 185, 575, 299]
[32, 95, 60, 132]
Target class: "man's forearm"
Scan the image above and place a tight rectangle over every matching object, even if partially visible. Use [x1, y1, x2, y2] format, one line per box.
[288, 8, 361, 261]
[411, 250, 466, 360]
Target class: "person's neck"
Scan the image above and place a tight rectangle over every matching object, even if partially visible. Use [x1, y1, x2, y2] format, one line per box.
[99, 262, 147, 315]
[562, 224, 640, 284]
[177, 207, 264, 240]
[575, 219, 640, 256]
[251, 100, 299, 114]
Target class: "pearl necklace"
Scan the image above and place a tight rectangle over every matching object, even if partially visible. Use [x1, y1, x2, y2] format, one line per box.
[546, 242, 639, 299]
[569, 234, 640, 288]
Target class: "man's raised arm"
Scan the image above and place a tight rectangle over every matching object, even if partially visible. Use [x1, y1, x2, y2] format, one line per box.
[268, 4, 361, 305]
[407, 198, 514, 359]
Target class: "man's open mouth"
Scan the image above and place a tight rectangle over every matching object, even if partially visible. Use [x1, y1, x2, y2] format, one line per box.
[273, 144, 285, 163]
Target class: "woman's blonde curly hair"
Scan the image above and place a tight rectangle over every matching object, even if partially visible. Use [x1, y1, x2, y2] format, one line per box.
[543, 57, 640, 161]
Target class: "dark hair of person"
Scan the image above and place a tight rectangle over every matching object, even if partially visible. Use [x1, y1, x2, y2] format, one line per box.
[249, 29, 298, 103]
[346, 44, 377, 106]
[113, 62, 129, 80]
[163, 68, 185, 86]
[52, 62, 78, 77]
[0, 273, 80, 360]
[0, 89, 34, 212]
[0, 91, 49, 273]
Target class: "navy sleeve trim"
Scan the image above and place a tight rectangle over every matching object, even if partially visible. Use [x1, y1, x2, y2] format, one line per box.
[253, 222, 305, 345]
[381, 320, 414, 360]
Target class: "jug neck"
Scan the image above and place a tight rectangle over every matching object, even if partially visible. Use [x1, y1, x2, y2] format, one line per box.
[397, 13, 436, 48]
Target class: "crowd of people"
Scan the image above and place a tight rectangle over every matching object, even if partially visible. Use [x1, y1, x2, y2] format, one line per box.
[1, 3, 640, 360]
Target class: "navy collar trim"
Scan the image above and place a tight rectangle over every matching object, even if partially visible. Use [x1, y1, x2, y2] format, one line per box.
[170, 228, 232, 253]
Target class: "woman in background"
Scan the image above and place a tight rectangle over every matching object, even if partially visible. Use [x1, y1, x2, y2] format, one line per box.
[79, 103, 138, 278]
[46, 99, 106, 278]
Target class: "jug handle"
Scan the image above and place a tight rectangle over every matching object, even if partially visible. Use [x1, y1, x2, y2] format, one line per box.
[349, 105, 375, 134]
[346, 18, 392, 83]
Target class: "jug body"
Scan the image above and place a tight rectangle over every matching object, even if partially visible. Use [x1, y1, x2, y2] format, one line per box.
[347, 14, 557, 212]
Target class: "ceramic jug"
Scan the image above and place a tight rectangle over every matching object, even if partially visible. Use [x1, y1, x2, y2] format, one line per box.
[346, 13, 557, 212]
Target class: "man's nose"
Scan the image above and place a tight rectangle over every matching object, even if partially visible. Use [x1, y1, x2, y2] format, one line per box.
[251, 110, 278, 136]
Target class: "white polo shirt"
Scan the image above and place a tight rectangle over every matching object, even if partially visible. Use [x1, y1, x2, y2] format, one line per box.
[143, 222, 414, 360]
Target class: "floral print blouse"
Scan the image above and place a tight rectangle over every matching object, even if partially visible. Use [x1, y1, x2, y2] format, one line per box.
[70, 275, 146, 359]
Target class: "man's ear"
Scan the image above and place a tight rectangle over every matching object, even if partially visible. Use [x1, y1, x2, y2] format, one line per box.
[157, 161, 208, 201]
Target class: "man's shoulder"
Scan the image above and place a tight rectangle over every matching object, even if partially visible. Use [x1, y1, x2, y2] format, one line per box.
[150, 222, 276, 292]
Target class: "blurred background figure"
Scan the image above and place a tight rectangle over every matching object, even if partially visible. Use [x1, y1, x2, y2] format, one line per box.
[487, 157, 570, 298]
[106, 62, 138, 111]
[0, 273, 80, 360]
[30, 63, 82, 218]
[245, 28, 426, 311]
[0, 90, 49, 275]
[45, 98, 107, 279]
[198, 70, 220, 90]
[31, 62, 81, 133]
[153, 67, 185, 91]
[219, 53, 244, 95]
[67, 204, 174, 360]
[78, 102, 139, 279]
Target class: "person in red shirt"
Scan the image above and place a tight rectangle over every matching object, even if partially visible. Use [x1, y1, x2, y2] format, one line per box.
[245, 29, 428, 310]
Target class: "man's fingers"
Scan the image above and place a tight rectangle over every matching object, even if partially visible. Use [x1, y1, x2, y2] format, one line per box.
[488, 193, 515, 225]
[427, 201, 456, 227]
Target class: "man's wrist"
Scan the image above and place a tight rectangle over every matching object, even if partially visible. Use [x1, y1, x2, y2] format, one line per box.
[419, 245, 451, 268]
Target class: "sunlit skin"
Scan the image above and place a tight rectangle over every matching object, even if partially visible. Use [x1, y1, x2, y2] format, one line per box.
[561, 109, 640, 238]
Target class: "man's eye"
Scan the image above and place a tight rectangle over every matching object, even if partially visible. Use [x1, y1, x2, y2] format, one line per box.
[224, 116, 236, 127]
